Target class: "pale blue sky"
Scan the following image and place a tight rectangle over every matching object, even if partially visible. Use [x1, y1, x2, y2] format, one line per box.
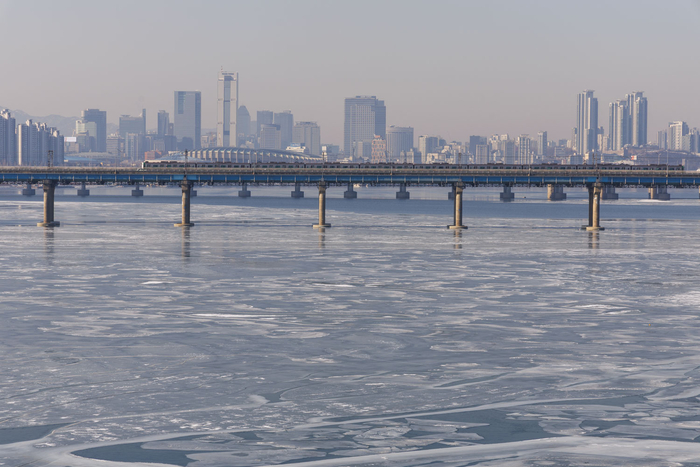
[1, 0, 699, 144]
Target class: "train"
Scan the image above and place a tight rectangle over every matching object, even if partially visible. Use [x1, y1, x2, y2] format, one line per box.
[141, 160, 685, 172]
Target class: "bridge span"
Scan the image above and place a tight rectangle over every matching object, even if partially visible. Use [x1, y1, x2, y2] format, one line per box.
[3, 165, 700, 231]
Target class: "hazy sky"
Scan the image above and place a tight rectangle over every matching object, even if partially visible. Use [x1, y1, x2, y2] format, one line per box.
[2, 0, 700, 144]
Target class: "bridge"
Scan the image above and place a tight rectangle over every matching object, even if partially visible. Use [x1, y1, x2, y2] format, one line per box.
[3, 165, 700, 230]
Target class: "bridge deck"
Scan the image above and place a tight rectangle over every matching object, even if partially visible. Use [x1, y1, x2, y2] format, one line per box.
[1, 167, 699, 187]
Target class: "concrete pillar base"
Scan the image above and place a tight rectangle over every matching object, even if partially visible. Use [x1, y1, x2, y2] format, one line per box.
[396, 192, 410, 199]
[313, 224, 331, 229]
[344, 187, 357, 199]
[37, 221, 60, 228]
[583, 226, 605, 231]
[500, 186, 514, 201]
[447, 225, 468, 230]
[132, 189, 144, 197]
[655, 193, 671, 201]
[649, 186, 670, 200]
[174, 222, 195, 227]
[291, 188, 305, 198]
[77, 189, 90, 197]
[547, 184, 566, 201]
[22, 188, 35, 196]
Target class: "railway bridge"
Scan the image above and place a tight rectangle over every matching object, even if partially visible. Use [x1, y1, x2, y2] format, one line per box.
[2, 165, 700, 231]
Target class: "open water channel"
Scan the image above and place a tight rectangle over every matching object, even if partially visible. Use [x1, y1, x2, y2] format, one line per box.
[1, 184, 700, 466]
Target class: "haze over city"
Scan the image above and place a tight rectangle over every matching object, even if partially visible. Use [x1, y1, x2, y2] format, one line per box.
[3, 0, 700, 143]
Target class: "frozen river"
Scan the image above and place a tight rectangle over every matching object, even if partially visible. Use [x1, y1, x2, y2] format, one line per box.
[2, 185, 700, 466]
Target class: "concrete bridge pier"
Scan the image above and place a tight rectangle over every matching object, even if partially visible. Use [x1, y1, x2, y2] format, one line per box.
[547, 184, 566, 201]
[22, 182, 36, 196]
[649, 185, 670, 200]
[37, 180, 60, 228]
[313, 182, 331, 229]
[500, 185, 514, 201]
[344, 183, 357, 199]
[448, 185, 456, 200]
[77, 182, 90, 197]
[238, 183, 251, 198]
[448, 183, 467, 230]
[582, 183, 604, 231]
[132, 183, 143, 197]
[396, 183, 410, 199]
[291, 183, 304, 198]
[602, 185, 618, 200]
[174, 181, 195, 227]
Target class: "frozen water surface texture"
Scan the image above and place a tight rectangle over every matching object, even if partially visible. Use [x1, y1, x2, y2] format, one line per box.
[2, 186, 700, 466]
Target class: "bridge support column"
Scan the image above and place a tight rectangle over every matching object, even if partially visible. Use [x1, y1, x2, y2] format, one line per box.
[396, 183, 410, 199]
[291, 183, 304, 198]
[582, 183, 604, 231]
[22, 182, 36, 196]
[313, 182, 331, 229]
[37, 180, 60, 228]
[448, 185, 456, 200]
[238, 182, 251, 198]
[344, 182, 357, 199]
[448, 183, 467, 230]
[547, 184, 566, 201]
[601, 185, 618, 200]
[174, 181, 194, 227]
[500, 185, 514, 201]
[649, 185, 670, 200]
[77, 182, 90, 197]
[132, 183, 143, 197]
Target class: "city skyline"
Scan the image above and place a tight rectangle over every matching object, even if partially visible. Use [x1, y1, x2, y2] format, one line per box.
[2, 0, 700, 145]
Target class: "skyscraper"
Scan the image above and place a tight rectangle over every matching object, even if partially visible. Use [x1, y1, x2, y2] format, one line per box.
[237, 105, 251, 137]
[174, 91, 201, 150]
[17, 120, 63, 166]
[217, 71, 238, 147]
[537, 131, 547, 158]
[80, 109, 107, 152]
[256, 110, 273, 137]
[259, 124, 281, 150]
[576, 90, 598, 161]
[157, 111, 170, 137]
[418, 135, 439, 163]
[119, 110, 146, 137]
[626, 91, 647, 147]
[0, 110, 16, 165]
[386, 126, 414, 163]
[517, 135, 531, 164]
[669, 121, 689, 151]
[344, 96, 386, 159]
[608, 100, 628, 151]
[292, 122, 321, 155]
[274, 111, 294, 149]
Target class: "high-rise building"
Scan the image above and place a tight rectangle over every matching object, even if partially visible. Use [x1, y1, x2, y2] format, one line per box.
[17, 120, 63, 166]
[371, 135, 387, 163]
[576, 90, 598, 160]
[80, 109, 107, 152]
[500, 139, 516, 164]
[157, 111, 170, 137]
[386, 126, 413, 163]
[469, 135, 487, 156]
[292, 122, 321, 156]
[344, 96, 386, 160]
[237, 105, 251, 137]
[119, 110, 146, 137]
[537, 131, 547, 157]
[608, 100, 628, 151]
[217, 71, 238, 147]
[475, 144, 490, 164]
[174, 91, 201, 150]
[669, 121, 689, 151]
[517, 135, 531, 164]
[75, 120, 98, 152]
[0, 110, 16, 165]
[657, 130, 667, 150]
[259, 124, 281, 150]
[418, 135, 438, 163]
[256, 110, 273, 137]
[627, 91, 647, 147]
[274, 111, 294, 150]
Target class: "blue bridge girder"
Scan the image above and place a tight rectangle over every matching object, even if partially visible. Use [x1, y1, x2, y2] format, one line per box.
[2, 167, 700, 187]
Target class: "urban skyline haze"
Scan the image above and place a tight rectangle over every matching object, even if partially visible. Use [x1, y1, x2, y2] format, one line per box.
[2, 0, 700, 144]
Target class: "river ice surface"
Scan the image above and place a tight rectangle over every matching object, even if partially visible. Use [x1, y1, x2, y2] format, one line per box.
[2, 185, 700, 466]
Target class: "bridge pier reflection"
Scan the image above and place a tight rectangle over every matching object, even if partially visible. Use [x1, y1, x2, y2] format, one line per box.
[37, 180, 60, 228]
[174, 181, 195, 227]
[448, 183, 467, 230]
[313, 182, 331, 229]
[582, 183, 604, 231]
